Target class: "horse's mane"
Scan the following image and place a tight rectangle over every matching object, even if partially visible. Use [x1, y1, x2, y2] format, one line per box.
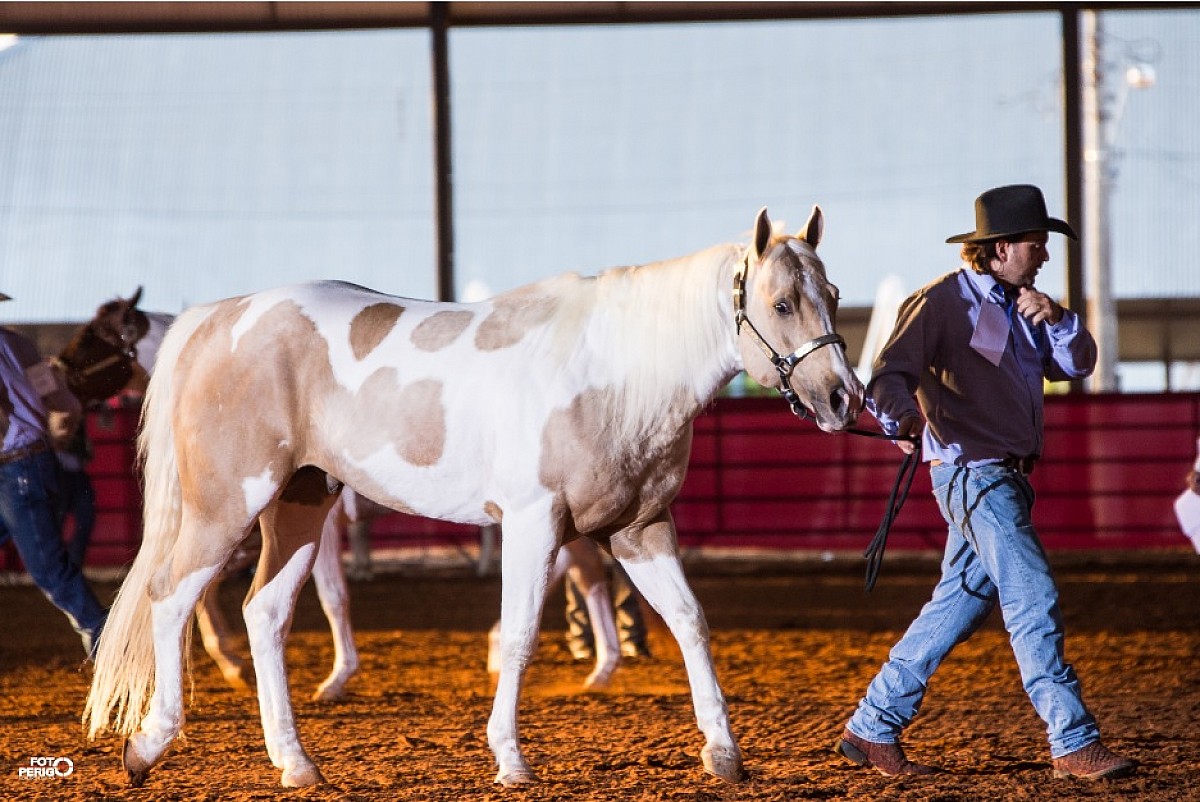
[542, 242, 743, 441]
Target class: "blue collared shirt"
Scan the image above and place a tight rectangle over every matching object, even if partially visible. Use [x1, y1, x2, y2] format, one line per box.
[1, 327, 80, 452]
[867, 266, 1097, 467]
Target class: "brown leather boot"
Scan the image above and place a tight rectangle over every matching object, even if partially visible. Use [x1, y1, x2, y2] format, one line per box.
[1052, 741, 1136, 780]
[835, 729, 937, 776]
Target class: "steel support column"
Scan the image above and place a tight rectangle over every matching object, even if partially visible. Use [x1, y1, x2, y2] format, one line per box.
[430, 1, 454, 301]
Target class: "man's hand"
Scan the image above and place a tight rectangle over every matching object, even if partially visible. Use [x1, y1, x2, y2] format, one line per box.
[894, 414, 923, 455]
[1016, 286, 1063, 326]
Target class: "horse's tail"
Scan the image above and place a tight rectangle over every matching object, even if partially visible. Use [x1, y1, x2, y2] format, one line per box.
[84, 306, 213, 740]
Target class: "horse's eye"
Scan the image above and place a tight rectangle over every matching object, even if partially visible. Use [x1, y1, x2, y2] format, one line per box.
[773, 300, 792, 316]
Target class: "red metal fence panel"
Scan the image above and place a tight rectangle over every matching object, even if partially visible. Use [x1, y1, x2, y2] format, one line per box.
[5, 392, 1196, 570]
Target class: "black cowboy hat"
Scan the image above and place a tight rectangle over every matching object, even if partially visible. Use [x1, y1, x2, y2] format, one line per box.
[946, 184, 1078, 243]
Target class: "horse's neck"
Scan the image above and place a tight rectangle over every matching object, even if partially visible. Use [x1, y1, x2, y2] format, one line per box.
[578, 244, 743, 438]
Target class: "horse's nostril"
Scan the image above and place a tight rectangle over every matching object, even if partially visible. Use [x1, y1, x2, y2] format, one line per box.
[830, 388, 846, 415]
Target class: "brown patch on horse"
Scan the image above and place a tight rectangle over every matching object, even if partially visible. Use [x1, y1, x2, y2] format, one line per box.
[349, 303, 405, 360]
[171, 299, 322, 526]
[537, 386, 693, 536]
[342, 372, 447, 468]
[475, 288, 559, 351]
[168, 294, 448, 543]
[411, 310, 474, 352]
[279, 466, 335, 506]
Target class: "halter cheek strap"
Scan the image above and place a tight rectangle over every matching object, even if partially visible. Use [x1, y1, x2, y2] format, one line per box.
[733, 255, 847, 420]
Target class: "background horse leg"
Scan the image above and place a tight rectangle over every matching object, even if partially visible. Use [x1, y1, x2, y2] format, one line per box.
[193, 536, 261, 692]
[195, 585, 253, 691]
[613, 513, 745, 783]
[311, 494, 359, 702]
[243, 486, 336, 788]
[563, 539, 621, 689]
[487, 498, 559, 786]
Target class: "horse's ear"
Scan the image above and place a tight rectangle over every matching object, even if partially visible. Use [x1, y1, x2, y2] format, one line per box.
[799, 205, 824, 248]
[753, 207, 773, 261]
[129, 286, 143, 308]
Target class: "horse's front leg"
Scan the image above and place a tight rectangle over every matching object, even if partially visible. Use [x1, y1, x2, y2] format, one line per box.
[310, 498, 359, 702]
[487, 498, 559, 786]
[613, 511, 745, 783]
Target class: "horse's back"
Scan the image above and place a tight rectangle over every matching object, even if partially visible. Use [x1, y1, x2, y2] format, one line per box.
[162, 281, 561, 525]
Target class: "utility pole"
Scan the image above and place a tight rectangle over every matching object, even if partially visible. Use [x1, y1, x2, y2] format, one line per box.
[1082, 10, 1118, 392]
[1081, 10, 1156, 392]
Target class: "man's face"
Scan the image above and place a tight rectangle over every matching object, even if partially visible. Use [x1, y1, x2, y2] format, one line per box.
[992, 232, 1050, 289]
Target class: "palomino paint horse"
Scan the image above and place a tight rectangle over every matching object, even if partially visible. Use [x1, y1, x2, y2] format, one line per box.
[85, 207, 863, 788]
[66, 292, 633, 699]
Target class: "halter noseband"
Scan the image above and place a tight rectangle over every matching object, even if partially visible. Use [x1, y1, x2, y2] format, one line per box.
[732, 253, 847, 420]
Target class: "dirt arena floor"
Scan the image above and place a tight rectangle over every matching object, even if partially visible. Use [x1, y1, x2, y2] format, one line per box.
[1, 550, 1197, 801]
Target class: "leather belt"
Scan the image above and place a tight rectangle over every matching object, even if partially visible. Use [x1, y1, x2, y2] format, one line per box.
[998, 455, 1037, 476]
[929, 456, 1038, 476]
[0, 440, 50, 465]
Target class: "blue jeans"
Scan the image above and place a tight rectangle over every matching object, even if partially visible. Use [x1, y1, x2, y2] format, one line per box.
[847, 463, 1100, 758]
[0, 450, 107, 655]
[57, 466, 97, 568]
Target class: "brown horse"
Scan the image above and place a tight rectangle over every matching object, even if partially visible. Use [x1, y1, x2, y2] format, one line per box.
[55, 287, 151, 407]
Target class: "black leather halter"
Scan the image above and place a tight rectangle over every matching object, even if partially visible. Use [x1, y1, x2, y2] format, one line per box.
[731, 253, 847, 420]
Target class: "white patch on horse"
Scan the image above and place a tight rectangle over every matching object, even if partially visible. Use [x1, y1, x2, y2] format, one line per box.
[242, 468, 278, 517]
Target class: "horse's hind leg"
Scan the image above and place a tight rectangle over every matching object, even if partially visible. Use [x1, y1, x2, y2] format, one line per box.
[613, 512, 745, 783]
[123, 518, 244, 784]
[311, 495, 359, 702]
[243, 472, 337, 788]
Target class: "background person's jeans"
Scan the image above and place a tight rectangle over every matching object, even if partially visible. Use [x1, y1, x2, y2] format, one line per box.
[847, 463, 1100, 758]
[0, 450, 107, 655]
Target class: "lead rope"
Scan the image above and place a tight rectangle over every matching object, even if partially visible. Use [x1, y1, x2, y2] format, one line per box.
[846, 428, 921, 591]
[732, 252, 916, 590]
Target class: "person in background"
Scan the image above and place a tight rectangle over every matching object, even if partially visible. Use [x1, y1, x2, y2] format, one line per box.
[835, 185, 1135, 780]
[55, 420, 97, 568]
[565, 563, 652, 661]
[0, 292, 108, 656]
[1172, 438, 1200, 552]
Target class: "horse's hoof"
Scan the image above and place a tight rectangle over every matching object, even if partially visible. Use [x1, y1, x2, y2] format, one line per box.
[312, 683, 346, 703]
[280, 762, 324, 788]
[494, 766, 539, 786]
[121, 738, 151, 788]
[701, 743, 747, 783]
[583, 668, 615, 690]
[222, 665, 254, 693]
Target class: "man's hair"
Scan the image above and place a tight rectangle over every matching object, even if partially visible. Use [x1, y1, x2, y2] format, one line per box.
[961, 240, 1000, 274]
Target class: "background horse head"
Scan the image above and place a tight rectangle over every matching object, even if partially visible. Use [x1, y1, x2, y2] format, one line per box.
[56, 286, 151, 407]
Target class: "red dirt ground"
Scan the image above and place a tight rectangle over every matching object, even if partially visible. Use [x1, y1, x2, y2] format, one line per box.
[1, 551, 1197, 801]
